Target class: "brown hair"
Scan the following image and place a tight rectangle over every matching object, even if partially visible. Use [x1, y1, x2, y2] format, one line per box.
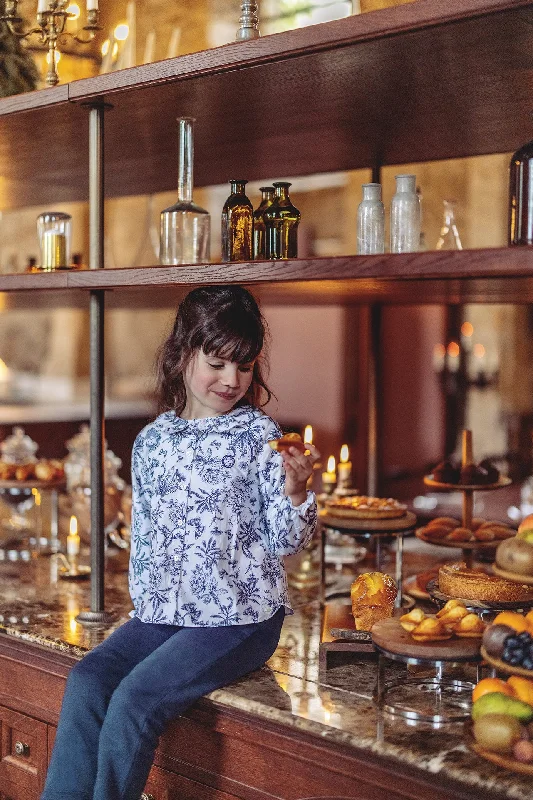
[156, 285, 273, 415]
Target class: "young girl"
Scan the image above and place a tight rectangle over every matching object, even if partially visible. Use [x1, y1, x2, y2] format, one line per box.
[42, 285, 319, 800]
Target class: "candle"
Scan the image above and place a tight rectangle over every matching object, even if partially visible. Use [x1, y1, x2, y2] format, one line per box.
[41, 229, 67, 269]
[67, 515, 80, 558]
[37, 0, 48, 12]
[303, 425, 313, 445]
[447, 340, 460, 373]
[337, 444, 352, 489]
[322, 455, 336, 495]
[87, 0, 98, 10]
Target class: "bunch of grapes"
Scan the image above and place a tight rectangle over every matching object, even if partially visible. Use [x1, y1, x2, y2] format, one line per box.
[502, 631, 533, 671]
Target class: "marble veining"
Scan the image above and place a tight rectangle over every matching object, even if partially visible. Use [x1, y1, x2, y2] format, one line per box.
[0, 559, 532, 799]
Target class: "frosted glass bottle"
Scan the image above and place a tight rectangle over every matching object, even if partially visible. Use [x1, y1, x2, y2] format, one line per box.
[356, 183, 384, 254]
[390, 174, 421, 253]
[435, 199, 463, 250]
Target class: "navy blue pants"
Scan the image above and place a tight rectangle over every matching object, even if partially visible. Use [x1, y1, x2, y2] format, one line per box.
[41, 607, 285, 800]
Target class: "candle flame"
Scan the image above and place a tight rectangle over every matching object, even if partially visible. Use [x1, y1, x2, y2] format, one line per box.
[433, 343, 446, 358]
[473, 343, 486, 358]
[69, 515, 78, 536]
[327, 455, 335, 473]
[303, 425, 313, 444]
[447, 341, 460, 358]
[340, 444, 349, 463]
[461, 321, 474, 337]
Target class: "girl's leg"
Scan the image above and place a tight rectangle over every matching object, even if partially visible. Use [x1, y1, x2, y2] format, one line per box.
[41, 616, 182, 800]
[93, 607, 285, 800]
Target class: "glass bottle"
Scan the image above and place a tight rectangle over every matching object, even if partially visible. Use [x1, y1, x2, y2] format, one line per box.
[221, 180, 253, 262]
[36, 211, 72, 270]
[390, 174, 421, 253]
[435, 199, 463, 250]
[356, 183, 384, 254]
[509, 137, 533, 245]
[253, 186, 275, 259]
[160, 118, 211, 265]
[264, 182, 300, 260]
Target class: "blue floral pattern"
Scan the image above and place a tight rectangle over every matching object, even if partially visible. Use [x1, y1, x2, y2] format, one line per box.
[129, 405, 317, 626]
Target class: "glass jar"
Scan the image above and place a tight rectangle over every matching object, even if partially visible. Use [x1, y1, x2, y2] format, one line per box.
[37, 212, 72, 270]
[509, 136, 533, 245]
[160, 118, 211, 265]
[253, 186, 275, 259]
[264, 181, 300, 260]
[221, 179, 253, 262]
[390, 174, 421, 253]
[357, 183, 385, 254]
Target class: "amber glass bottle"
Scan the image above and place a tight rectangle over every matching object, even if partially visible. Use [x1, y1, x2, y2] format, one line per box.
[264, 182, 300, 259]
[509, 138, 533, 245]
[253, 186, 275, 259]
[221, 180, 253, 262]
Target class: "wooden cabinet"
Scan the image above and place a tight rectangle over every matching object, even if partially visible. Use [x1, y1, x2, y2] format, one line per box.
[0, 706, 47, 798]
[143, 766, 245, 800]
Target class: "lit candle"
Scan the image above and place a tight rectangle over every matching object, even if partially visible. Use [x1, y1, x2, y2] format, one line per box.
[87, 0, 98, 10]
[322, 455, 336, 495]
[337, 444, 352, 489]
[37, 0, 48, 12]
[303, 425, 313, 445]
[67, 515, 80, 558]
[447, 340, 460, 373]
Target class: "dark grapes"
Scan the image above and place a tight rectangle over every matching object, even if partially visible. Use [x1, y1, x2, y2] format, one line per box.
[518, 631, 532, 643]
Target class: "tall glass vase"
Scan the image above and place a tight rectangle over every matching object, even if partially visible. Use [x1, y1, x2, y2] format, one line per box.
[160, 118, 210, 265]
[357, 183, 384, 254]
[390, 174, 420, 253]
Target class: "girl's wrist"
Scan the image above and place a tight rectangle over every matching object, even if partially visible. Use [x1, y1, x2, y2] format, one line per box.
[288, 491, 307, 507]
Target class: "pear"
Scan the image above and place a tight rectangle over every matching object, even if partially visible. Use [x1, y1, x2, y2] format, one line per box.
[472, 692, 533, 723]
[517, 528, 533, 544]
[496, 537, 533, 575]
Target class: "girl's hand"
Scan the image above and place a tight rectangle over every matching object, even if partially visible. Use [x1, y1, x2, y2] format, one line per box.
[282, 444, 321, 507]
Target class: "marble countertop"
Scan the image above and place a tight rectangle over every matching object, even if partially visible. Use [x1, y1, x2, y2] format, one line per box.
[0, 543, 531, 800]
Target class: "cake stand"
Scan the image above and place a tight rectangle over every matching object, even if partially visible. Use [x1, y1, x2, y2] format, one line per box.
[318, 511, 417, 608]
[421, 430, 512, 569]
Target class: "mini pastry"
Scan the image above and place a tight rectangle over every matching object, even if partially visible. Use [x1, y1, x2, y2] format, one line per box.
[420, 524, 451, 541]
[479, 458, 500, 484]
[460, 463, 489, 485]
[446, 527, 473, 542]
[436, 602, 469, 625]
[268, 432, 307, 454]
[473, 528, 496, 542]
[350, 572, 397, 630]
[411, 617, 453, 642]
[432, 460, 460, 484]
[425, 516, 461, 530]
[453, 612, 486, 637]
[400, 607, 426, 632]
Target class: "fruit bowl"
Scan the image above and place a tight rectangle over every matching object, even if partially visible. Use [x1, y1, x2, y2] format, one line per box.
[481, 648, 533, 679]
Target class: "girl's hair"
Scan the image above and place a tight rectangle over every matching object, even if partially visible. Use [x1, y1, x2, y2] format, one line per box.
[156, 285, 273, 415]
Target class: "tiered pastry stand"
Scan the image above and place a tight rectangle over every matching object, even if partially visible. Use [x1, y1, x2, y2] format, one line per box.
[420, 430, 511, 570]
[318, 511, 417, 608]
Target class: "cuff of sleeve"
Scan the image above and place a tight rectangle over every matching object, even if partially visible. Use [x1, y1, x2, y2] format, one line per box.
[290, 490, 316, 515]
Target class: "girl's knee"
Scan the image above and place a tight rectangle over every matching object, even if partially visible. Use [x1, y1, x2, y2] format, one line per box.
[65, 656, 107, 702]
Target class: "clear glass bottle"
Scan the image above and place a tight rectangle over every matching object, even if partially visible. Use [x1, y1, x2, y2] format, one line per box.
[221, 179, 253, 262]
[264, 182, 300, 260]
[253, 186, 275, 259]
[435, 199, 463, 250]
[160, 118, 211, 265]
[37, 211, 72, 270]
[390, 174, 421, 253]
[356, 183, 384, 254]
[509, 137, 533, 245]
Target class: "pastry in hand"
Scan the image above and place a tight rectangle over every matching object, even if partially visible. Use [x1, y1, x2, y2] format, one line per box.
[350, 572, 397, 631]
[268, 432, 307, 454]
[452, 612, 486, 638]
[411, 617, 453, 642]
[400, 607, 426, 632]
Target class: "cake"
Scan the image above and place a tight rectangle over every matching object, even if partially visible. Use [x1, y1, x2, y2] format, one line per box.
[324, 495, 407, 520]
[438, 562, 533, 603]
[350, 572, 397, 630]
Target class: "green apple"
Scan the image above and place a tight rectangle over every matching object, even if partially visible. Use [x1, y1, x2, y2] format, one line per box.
[517, 528, 533, 544]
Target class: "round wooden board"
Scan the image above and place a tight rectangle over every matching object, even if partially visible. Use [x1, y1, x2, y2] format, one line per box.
[427, 579, 533, 610]
[469, 740, 533, 776]
[319, 510, 417, 533]
[0, 478, 65, 491]
[423, 475, 512, 491]
[416, 529, 501, 550]
[492, 564, 533, 586]
[371, 617, 482, 661]
[480, 647, 533, 679]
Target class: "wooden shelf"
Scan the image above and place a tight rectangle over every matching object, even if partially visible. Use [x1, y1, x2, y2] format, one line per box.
[0, 0, 531, 208]
[4, 248, 533, 306]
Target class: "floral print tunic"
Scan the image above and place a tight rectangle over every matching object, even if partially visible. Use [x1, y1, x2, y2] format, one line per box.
[129, 405, 317, 626]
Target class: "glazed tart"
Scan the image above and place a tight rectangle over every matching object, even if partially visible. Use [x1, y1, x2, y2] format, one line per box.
[324, 495, 407, 519]
[438, 562, 533, 603]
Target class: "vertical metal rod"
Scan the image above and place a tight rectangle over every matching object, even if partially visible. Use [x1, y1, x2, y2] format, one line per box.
[77, 101, 113, 625]
[367, 304, 381, 496]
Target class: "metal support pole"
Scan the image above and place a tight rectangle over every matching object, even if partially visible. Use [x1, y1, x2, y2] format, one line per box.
[367, 304, 381, 497]
[77, 101, 114, 626]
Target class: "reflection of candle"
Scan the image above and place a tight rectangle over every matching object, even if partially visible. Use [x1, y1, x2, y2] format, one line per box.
[337, 444, 352, 488]
[447, 340, 460, 373]
[303, 425, 313, 445]
[67, 515, 80, 557]
[432, 343, 446, 372]
[42, 230, 67, 269]
[322, 455, 336, 495]
[87, 0, 98, 10]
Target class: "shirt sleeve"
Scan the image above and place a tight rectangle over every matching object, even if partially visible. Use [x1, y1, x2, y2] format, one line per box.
[128, 432, 152, 615]
[258, 418, 318, 556]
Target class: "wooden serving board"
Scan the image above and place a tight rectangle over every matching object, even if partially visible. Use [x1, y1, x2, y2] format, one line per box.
[492, 564, 533, 586]
[470, 740, 533, 776]
[320, 510, 417, 533]
[372, 617, 482, 661]
[480, 647, 533, 679]
[423, 475, 511, 491]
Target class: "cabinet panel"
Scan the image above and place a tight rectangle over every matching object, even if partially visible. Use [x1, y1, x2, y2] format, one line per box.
[144, 765, 244, 800]
[0, 705, 47, 798]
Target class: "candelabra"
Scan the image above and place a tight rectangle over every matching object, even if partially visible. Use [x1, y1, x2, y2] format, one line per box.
[0, 0, 101, 87]
[236, 1, 260, 41]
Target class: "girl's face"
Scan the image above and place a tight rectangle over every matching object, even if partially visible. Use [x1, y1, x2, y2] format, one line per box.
[182, 349, 255, 419]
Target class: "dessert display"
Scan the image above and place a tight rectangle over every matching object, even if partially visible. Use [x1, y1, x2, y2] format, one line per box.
[417, 516, 515, 545]
[268, 432, 307, 454]
[400, 600, 485, 641]
[482, 611, 533, 672]
[438, 563, 533, 603]
[0, 427, 64, 485]
[430, 457, 501, 486]
[350, 572, 397, 630]
[494, 515, 533, 583]
[324, 495, 407, 520]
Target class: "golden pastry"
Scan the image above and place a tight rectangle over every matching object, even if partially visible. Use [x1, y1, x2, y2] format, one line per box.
[400, 607, 426, 632]
[453, 612, 486, 638]
[411, 617, 453, 642]
[350, 572, 397, 631]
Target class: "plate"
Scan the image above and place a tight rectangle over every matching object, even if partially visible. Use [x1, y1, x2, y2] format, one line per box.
[402, 574, 431, 600]
[371, 617, 483, 661]
[424, 475, 512, 491]
[320, 510, 417, 533]
[416, 528, 500, 550]
[469, 739, 533, 776]
[480, 647, 533, 679]
[492, 564, 533, 586]
[427, 579, 533, 611]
